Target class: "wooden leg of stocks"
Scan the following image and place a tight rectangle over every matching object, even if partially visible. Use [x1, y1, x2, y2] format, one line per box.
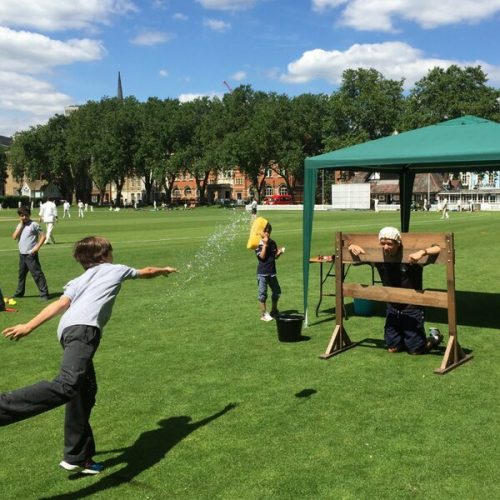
[434, 334, 473, 374]
[319, 325, 358, 359]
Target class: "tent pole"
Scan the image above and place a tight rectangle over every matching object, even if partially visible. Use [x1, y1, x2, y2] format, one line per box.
[399, 169, 415, 232]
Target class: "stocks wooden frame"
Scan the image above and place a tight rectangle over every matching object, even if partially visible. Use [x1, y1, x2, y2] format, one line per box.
[319, 232, 472, 374]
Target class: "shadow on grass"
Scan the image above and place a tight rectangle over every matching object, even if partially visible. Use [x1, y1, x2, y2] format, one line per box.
[43, 403, 237, 499]
[309, 290, 499, 330]
[356, 337, 472, 357]
[295, 388, 317, 398]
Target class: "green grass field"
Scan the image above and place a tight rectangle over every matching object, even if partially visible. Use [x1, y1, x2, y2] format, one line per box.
[0, 206, 499, 499]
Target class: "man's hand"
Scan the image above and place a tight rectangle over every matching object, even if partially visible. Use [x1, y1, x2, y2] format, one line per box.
[409, 250, 426, 264]
[348, 244, 365, 256]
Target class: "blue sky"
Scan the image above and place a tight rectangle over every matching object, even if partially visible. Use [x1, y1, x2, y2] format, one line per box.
[1, 0, 500, 136]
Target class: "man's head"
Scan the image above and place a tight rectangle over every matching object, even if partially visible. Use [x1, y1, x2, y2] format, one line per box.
[378, 226, 401, 256]
[74, 236, 113, 269]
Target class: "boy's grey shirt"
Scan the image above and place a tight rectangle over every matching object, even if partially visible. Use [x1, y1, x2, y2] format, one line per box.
[57, 263, 138, 340]
[17, 220, 43, 254]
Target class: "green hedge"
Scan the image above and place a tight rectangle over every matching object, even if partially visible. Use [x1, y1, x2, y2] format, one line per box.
[0, 195, 30, 208]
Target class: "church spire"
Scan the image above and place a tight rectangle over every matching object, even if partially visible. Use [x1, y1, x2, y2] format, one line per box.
[117, 71, 123, 101]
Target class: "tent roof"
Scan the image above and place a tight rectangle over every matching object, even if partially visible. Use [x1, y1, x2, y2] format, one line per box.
[305, 116, 500, 173]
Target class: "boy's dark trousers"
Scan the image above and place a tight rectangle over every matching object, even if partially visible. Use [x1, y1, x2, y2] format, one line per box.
[0, 325, 100, 464]
[14, 253, 49, 298]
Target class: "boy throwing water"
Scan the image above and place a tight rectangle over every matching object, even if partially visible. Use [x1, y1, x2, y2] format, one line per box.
[1, 236, 177, 474]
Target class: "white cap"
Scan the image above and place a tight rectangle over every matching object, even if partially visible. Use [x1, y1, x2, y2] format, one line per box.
[378, 226, 401, 243]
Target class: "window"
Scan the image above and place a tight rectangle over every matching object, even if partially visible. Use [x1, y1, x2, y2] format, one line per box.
[184, 187, 192, 197]
[173, 189, 181, 198]
[265, 185, 274, 196]
[266, 168, 272, 178]
[235, 177, 243, 185]
[279, 185, 288, 195]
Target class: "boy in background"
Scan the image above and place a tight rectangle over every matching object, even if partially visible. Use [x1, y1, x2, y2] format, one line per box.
[1, 236, 177, 474]
[256, 223, 284, 321]
[12, 206, 49, 301]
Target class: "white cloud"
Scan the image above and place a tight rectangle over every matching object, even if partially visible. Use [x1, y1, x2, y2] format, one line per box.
[196, 0, 256, 11]
[0, 1, 134, 135]
[203, 18, 231, 32]
[130, 30, 172, 46]
[0, 0, 137, 32]
[0, 70, 73, 135]
[312, 0, 500, 31]
[0, 27, 105, 73]
[173, 12, 189, 21]
[159, 69, 169, 77]
[231, 71, 247, 81]
[178, 92, 223, 102]
[280, 41, 500, 88]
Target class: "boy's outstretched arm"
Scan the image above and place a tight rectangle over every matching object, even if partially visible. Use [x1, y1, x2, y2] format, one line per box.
[137, 266, 178, 279]
[2, 296, 71, 341]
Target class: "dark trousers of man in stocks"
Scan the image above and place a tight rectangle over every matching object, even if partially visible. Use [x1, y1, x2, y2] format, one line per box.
[0, 326, 100, 464]
[14, 253, 49, 298]
[384, 305, 426, 354]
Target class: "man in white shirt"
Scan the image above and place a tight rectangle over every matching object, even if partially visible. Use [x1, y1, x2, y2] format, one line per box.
[39, 198, 58, 244]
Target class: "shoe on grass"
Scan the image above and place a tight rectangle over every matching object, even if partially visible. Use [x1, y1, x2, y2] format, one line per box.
[260, 312, 273, 322]
[425, 332, 443, 352]
[59, 459, 104, 475]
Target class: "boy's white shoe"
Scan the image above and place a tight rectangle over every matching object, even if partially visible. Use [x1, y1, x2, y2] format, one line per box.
[260, 312, 274, 322]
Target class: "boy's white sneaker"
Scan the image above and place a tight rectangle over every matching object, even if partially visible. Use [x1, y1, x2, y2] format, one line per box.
[60, 459, 104, 475]
[260, 312, 273, 322]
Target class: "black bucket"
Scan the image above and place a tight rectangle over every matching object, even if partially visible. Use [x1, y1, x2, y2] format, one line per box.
[276, 314, 304, 342]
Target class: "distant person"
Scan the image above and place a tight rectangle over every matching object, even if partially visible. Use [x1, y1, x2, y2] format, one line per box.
[63, 200, 71, 218]
[84, 203, 89, 212]
[441, 198, 449, 220]
[39, 198, 58, 244]
[250, 199, 258, 221]
[77, 200, 85, 218]
[255, 222, 285, 321]
[348, 226, 443, 355]
[12, 206, 49, 301]
[373, 198, 379, 213]
[1, 236, 178, 474]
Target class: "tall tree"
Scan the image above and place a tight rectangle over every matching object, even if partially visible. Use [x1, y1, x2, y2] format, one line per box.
[402, 65, 500, 130]
[224, 86, 270, 200]
[269, 93, 328, 199]
[138, 97, 181, 204]
[66, 101, 102, 202]
[323, 68, 405, 150]
[92, 97, 142, 205]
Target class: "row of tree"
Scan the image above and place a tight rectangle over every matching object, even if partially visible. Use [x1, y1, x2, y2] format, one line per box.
[5, 65, 500, 204]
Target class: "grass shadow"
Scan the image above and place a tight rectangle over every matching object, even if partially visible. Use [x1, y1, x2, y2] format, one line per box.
[312, 290, 498, 331]
[43, 403, 237, 499]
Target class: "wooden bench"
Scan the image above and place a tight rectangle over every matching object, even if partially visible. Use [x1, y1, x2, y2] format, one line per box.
[320, 232, 472, 374]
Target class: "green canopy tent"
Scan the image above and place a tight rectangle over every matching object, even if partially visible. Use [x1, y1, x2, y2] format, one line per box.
[303, 115, 500, 322]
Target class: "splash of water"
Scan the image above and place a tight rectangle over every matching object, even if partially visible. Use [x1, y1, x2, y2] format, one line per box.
[160, 209, 251, 304]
